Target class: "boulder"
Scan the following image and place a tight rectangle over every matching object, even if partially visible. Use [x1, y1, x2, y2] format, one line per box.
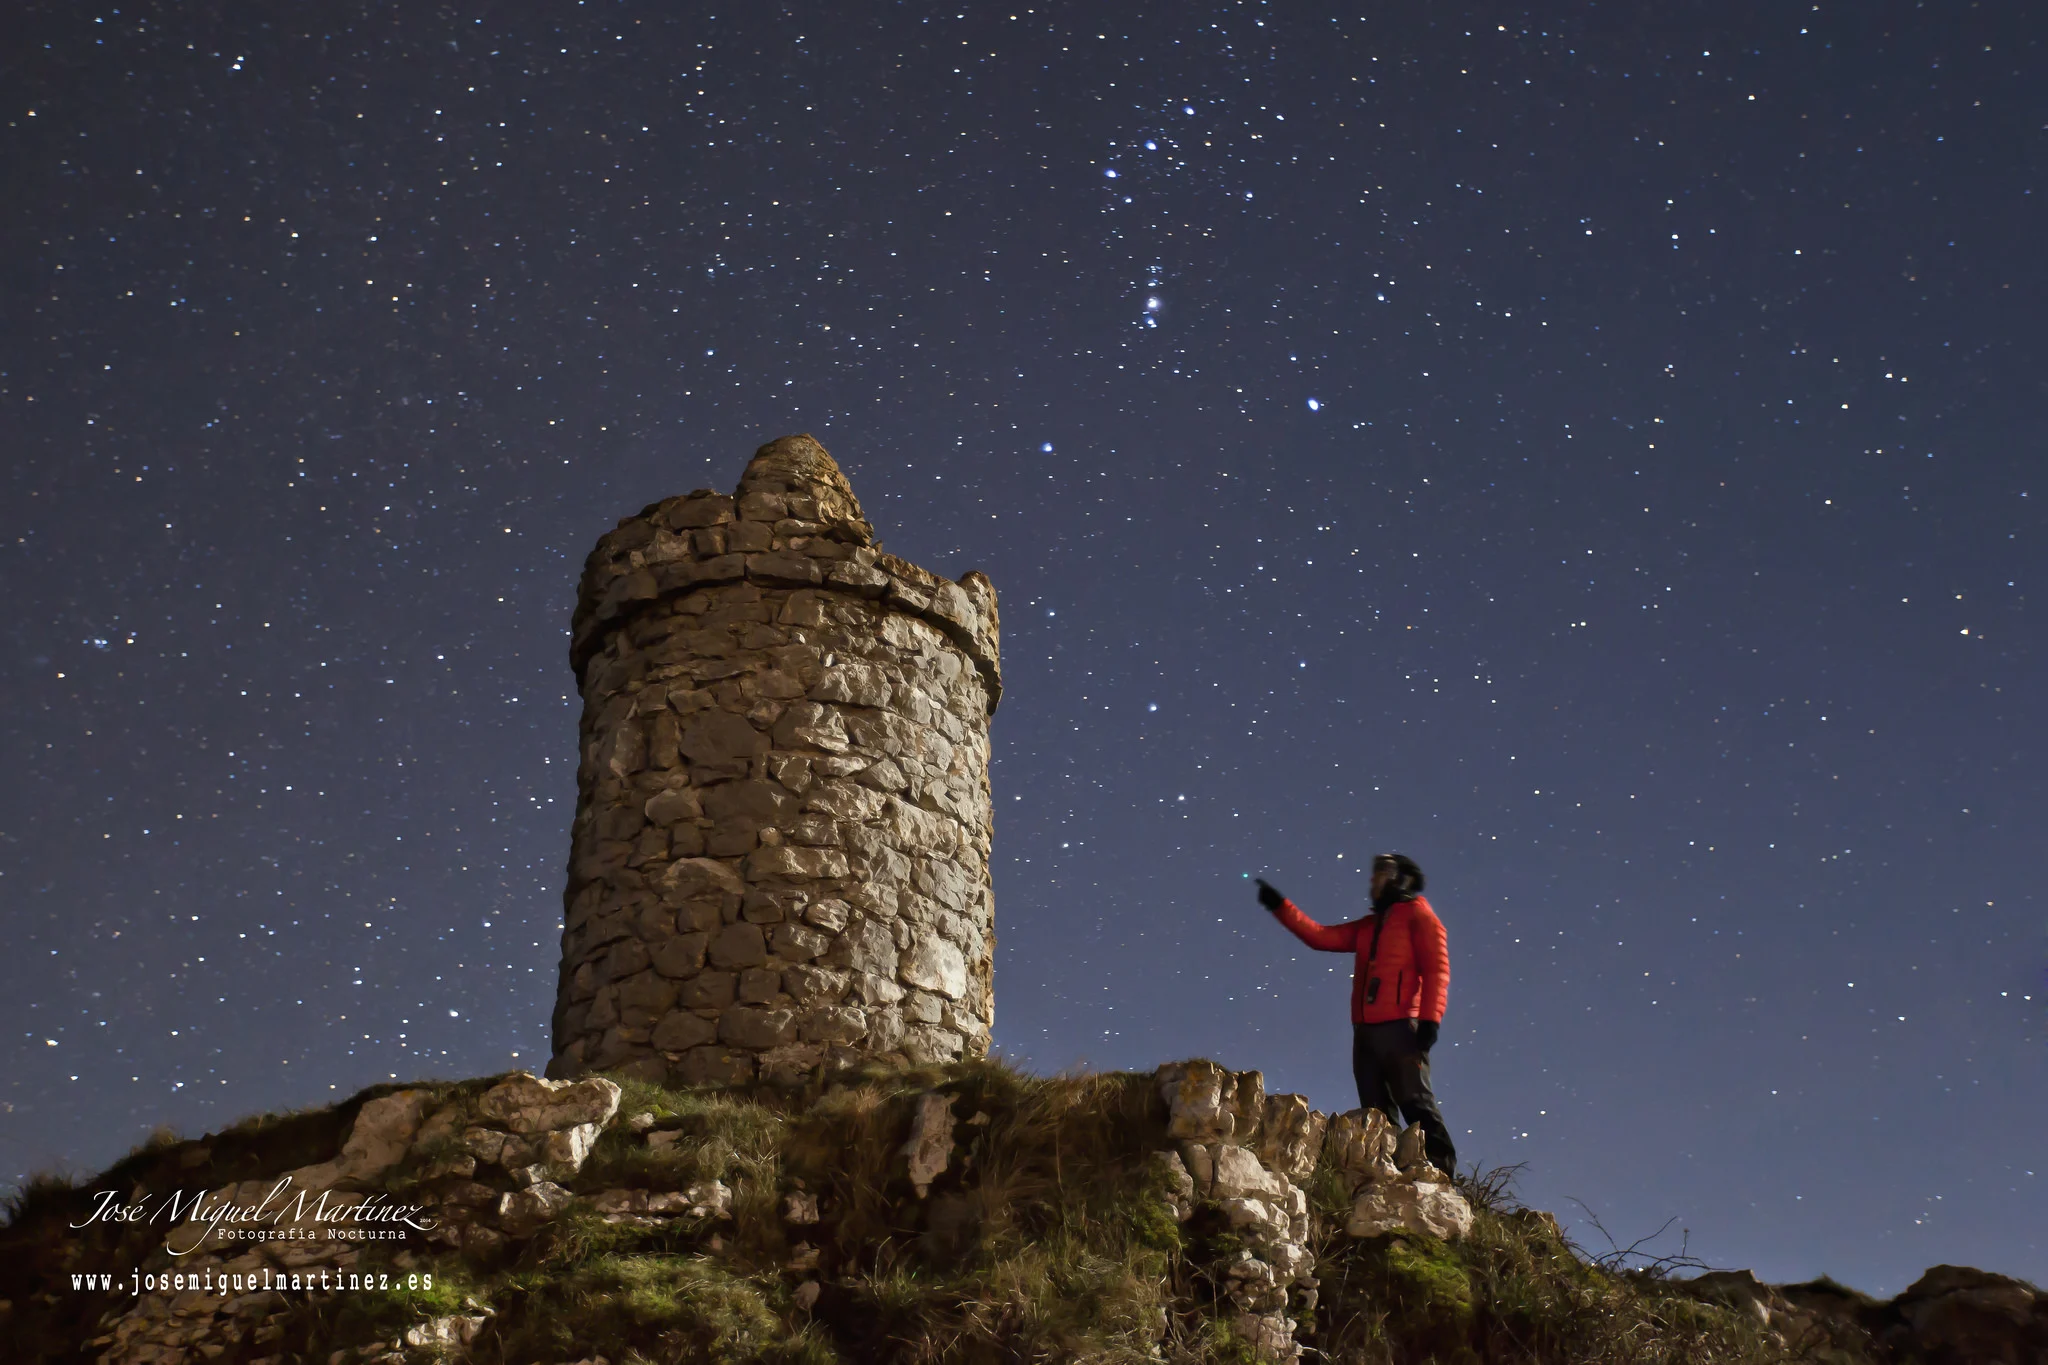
[404, 1315, 489, 1349]
[1158, 1060, 1237, 1143]
[900, 937, 968, 999]
[1211, 1145, 1290, 1203]
[1345, 1179, 1474, 1241]
[1394, 1120, 1444, 1178]
[496, 1181, 575, 1236]
[1322, 1108, 1399, 1187]
[1891, 1264, 2043, 1363]
[288, 1089, 429, 1192]
[1257, 1093, 1328, 1183]
[902, 1091, 956, 1197]
[1148, 1149, 1196, 1222]
[477, 1073, 623, 1134]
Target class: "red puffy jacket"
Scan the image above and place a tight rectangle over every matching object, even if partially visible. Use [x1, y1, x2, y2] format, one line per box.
[1272, 895, 1449, 1024]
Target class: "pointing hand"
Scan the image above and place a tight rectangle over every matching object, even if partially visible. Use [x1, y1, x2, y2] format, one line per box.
[1254, 878, 1286, 912]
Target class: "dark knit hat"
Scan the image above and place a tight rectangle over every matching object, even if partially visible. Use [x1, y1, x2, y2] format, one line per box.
[1372, 852, 1425, 898]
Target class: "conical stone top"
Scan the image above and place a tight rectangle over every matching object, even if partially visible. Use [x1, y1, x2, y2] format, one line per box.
[569, 433, 1000, 705]
[735, 433, 873, 545]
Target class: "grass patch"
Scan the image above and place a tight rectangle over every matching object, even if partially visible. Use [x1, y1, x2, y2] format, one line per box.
[491, 1253, 833, 1364]
[1309, 1198, 1780, 1365]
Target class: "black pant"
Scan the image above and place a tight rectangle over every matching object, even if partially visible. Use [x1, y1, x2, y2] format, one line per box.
[1353, 1020, 1457, 1177]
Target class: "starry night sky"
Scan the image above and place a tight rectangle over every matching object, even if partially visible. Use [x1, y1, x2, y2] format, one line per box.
[4, 1, 2042, 1296]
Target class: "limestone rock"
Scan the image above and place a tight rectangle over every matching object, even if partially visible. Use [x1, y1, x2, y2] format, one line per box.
[1394, 1121, 1432, 1175]
[900, 937, 968, 999]
[1257, 1093, 1328, 1183]
[531, 1122, 604, 1181]
[497, 1181, 575, 1236]
[1322, 1108, 1399, 1187]
[1158, 1060, 1238, 1143]
[1231, 1310, 1300, 1363]
[591, 1181, 732, 1224]
[1148, 1149, 1196, 1222]
[668, 1180, 735, 1219]
[1345, 1179, 1474, 1241]
[1686, 1269, 1780, 1326]
[1210, 1145, 1290, 1203]
[477, 1072, 623, 1135]
[404, 1314, 490, 1350]
[902, 1091, 957, 1197]
[1891, 1265, 2044, 1363]
[288, 1090, 429, 1192]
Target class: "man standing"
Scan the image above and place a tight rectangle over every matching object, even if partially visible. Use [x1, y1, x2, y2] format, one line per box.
[1256, 854, 1457, 1178]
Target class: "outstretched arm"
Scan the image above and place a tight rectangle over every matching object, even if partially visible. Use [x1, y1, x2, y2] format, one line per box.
[1262, 890, 1363, 953]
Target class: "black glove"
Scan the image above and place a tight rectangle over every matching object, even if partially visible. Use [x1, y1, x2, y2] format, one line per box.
[1413, 1019, 1440, 1051]
[1254, 878, 1285, 912]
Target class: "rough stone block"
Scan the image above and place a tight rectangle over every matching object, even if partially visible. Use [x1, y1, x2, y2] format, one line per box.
[497, 1182, 575, 1236]
[771, 923, 831, 961]
[1258, 1094, 1329, 1184]
[728, 520, 772, 553]
[704, 821, 761, 857]
[804, 899, 851, 933]
[651, 1012, 717, 1052]
[677, 900, 723, 934]
[644, 786, 701, 825]
[773, 702, 851, 753]
[650, 933, 710, 978]
[708, 922, 768, 970]
[900, 1024, 966, 1064]
[746, 551, 822, 587]
[784, 965, 850, 1005]
[746, 844, 851, 880]
[719, 1006, 797, 1050]
[678, 971, 737, 1011]
[658, 857, 745, 908]
[743, 888, 804, 924]
[676, 711, 767, 778]
[828, 919, 898, 977]
[812, 662, 893, 708]
[604, 938, 651, 981]
[803, 781, 883, 821]
[1211, 1145, 1290, 1203]
[476, 1073, 624, 1135]
[1323, 1109, 1399, 1186]
[673, 1046, 757, 1087]
[737, 966, 783, 1004]
[1159, 1060, 1239, 1144]
[1346, 1179, 1474, 1241]
[703, 779, 798, 826]
[615, 972, 678, 1027]
[855, 758, 908, 791]
[663, 494, 735, 530]
[800, 1005, 868, 1045]
[758, 1042, 826, 1086]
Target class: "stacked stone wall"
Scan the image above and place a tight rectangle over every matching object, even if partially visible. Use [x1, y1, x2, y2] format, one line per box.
[548, 435, 1000, 1087]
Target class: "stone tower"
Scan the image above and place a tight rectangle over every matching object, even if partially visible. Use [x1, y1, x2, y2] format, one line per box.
[549, 435, 1001, 1087]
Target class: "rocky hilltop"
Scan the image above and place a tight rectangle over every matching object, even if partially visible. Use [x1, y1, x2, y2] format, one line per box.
[3, 1059, 2041, 1365]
